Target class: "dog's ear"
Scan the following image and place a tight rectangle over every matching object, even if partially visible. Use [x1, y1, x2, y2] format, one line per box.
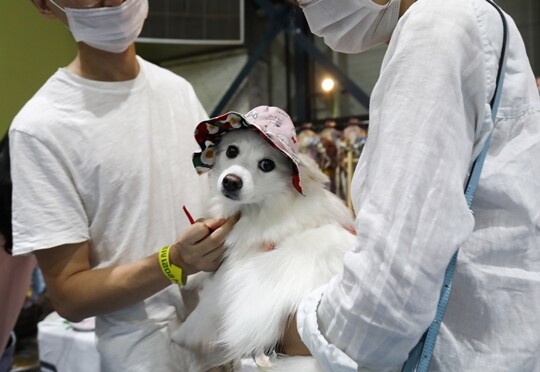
[298, 153, 329, 186]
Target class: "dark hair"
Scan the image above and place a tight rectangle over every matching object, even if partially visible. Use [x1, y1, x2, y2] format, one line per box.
[0, 133, 13, 254]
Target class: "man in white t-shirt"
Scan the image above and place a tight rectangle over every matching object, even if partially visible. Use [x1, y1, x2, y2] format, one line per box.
[9, 1, 236, 371]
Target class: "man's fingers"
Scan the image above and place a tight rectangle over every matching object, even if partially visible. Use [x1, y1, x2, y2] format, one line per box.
[209, 216, 236, 241]
[183, 220, 218, 245]
[203, 218, 228, 232]
[188, 216, 236, 256]
[203, 244, 226, 263]
[174, 215, 236, 273]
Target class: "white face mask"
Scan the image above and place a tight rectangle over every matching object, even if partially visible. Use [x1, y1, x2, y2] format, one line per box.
[303, 0, 401, 53]
[49, 0, 149, 53]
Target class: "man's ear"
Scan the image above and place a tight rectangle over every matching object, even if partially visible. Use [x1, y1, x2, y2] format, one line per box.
[30, 0, 58, 19]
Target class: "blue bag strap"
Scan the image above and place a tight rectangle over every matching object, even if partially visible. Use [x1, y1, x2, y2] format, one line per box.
[401, 1, 508, 371]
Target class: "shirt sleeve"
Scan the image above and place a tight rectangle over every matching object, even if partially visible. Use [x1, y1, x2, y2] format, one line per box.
[10, 129, 89, 255]
[297, 0, 496, 369]
[297, 285, 358, 372]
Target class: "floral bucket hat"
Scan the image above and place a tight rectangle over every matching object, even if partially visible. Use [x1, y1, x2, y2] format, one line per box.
[193, 105, 303, 194]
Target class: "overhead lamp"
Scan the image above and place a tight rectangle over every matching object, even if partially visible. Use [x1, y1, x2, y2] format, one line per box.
[321, 78, 335, 92]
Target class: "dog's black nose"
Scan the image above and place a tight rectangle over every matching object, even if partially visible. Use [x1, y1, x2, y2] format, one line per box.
[222, 174, 243, 192]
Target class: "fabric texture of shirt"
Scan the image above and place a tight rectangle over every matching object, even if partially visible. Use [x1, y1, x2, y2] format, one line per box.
[298, 0, 540, 370]
[10, 56, 209, 371]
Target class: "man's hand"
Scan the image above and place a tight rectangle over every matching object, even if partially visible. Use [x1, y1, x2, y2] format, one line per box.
[169, 216, 237, 276]
[282, 314, 311, 356]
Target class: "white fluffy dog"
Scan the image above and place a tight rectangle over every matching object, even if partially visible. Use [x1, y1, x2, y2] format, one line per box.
[173, 106, 356, 371]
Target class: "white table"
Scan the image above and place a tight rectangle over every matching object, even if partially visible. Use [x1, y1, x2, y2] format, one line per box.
[38, 312, 298, 371]
[38, 312, 100, 372]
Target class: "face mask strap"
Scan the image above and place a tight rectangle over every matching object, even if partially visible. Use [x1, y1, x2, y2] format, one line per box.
[48, 0, 66, 13]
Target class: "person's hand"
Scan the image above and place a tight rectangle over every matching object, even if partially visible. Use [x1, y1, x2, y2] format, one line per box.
[169, 216, 237, 277]
[281, 314, 311, 356]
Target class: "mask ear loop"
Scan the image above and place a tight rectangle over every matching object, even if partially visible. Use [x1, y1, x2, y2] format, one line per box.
[369, 0, 401, 47]
[47, 0, 73, 32]
[48, 0, 66, 13]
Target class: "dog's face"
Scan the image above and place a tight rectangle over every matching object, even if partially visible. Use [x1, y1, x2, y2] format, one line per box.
[209, 130, 295, 211]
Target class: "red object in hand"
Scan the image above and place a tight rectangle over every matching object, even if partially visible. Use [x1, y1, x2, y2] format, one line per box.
[182, 205, 195, 225]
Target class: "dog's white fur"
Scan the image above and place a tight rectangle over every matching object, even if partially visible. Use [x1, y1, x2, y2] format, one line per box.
[172, 130, 356, 371]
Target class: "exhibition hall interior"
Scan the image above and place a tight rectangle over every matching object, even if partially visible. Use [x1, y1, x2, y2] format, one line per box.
[1, 0, 539, 371]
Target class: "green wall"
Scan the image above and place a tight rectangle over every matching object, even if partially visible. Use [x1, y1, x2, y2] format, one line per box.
[0, 1, 76, 137]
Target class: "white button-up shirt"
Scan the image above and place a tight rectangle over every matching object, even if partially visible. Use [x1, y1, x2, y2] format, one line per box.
[297, 0, 540, 371]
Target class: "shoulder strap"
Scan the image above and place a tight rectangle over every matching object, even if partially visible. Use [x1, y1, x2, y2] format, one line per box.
[401, 1, 509, 371]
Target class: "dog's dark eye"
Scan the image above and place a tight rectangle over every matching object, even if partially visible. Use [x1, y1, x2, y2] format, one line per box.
[226, 145, 239, 159]
[258, 159, 275, 172]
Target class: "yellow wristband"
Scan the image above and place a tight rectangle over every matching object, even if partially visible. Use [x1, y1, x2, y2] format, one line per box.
[158, 245, 184, 285]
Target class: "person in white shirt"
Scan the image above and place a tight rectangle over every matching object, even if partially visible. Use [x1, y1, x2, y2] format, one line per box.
[9, 1, 235, 371]
[283, 0, 540, 371]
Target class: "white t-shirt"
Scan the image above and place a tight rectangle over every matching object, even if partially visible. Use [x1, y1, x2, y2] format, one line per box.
[10, 56, 209, 371]
[298, 0, 540, 371]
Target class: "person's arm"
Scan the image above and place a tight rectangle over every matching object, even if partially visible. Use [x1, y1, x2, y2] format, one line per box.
[282, 314, 310, 356]
[0, 246, 36, 350]
[35, 217, 235, 322]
